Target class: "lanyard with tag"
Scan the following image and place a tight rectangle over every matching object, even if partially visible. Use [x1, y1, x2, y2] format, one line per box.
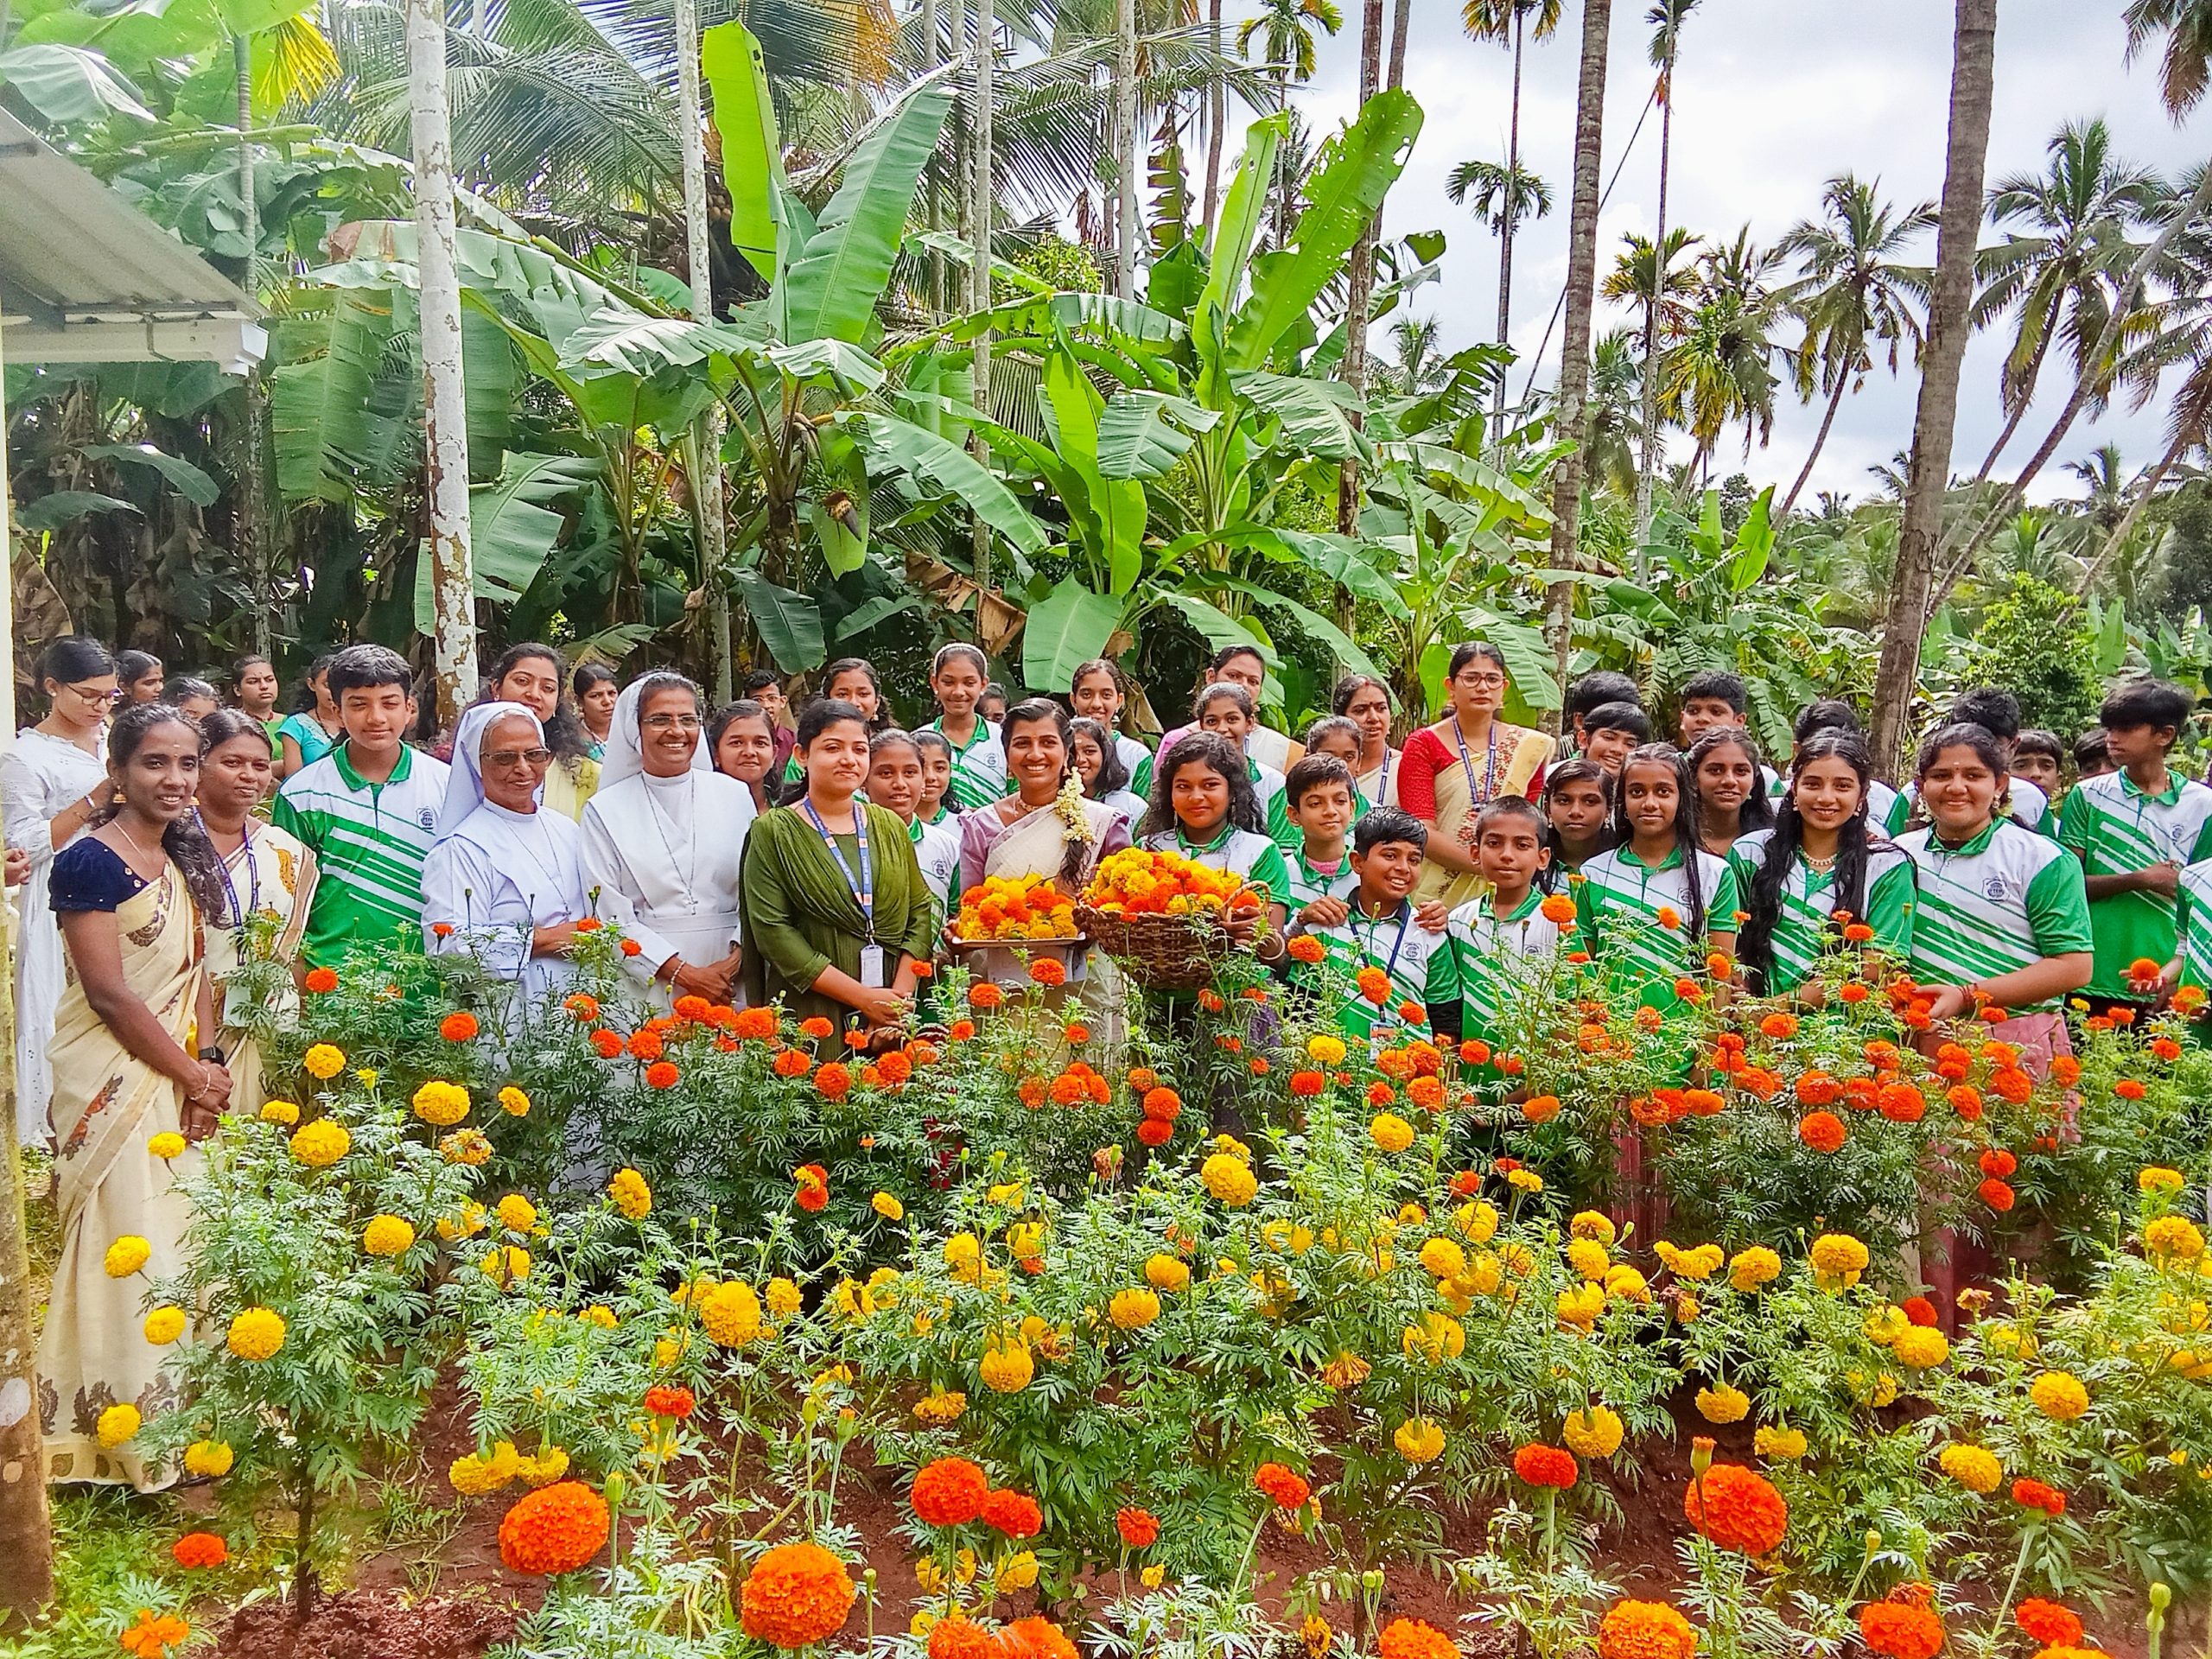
[201, 813, 262, 1027]
[805, 800, 885, 986]
[1353, 902, 1414, 982]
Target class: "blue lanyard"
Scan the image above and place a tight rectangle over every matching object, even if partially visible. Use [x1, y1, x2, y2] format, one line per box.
[804, 801, 875, 937]
[1351, 901, 1413, 979]
[199, 811, 259, 931]
[1453, 721, 1499, 805]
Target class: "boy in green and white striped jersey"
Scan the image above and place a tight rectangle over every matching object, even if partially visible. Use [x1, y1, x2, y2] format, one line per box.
[1271, 718, 1370, 855]
[1445, 797, 1571, 1053]
[1289, 808, 1459, 1042]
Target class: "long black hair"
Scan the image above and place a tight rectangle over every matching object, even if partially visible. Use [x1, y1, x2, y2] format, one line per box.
[40, 636, 114, 689]
[94, 702, 228, 923]
[1069, 717, 1131, 797]
[478, 642, 593, 763]
[1609, 742, 1709, 940]
[1539, 758, 1614, 887]
[1137, 729, 1263, 842]
[1688, 726, 1777, 840]
[1738, 732, 1896, 995]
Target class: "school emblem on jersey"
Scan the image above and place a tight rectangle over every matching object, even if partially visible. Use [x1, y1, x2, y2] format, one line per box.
[419, 809, 437, 829]
[1983, 876, 2012, 901]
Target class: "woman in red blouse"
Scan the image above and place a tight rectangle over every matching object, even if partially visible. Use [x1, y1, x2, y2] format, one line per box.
[1398, 642, 1555, 908]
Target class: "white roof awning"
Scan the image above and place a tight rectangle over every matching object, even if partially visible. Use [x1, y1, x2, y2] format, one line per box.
[0, 106, 265, 372]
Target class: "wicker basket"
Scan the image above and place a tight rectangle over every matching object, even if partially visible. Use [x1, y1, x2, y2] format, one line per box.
[1074, 901, 1240, 991]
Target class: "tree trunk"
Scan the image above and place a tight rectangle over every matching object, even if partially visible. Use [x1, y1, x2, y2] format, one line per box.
[1541, 0, 1613, 719]
[234, 30, 272, 657]
[1494, 10, 1526, 440]
[1632, 55, 1671, 570]
[0, 327, 55, 1634]
[1203, 0, 1225, 234]
[1336, 0, 1386, 538]
[1867, 0, 1996, 780]
[2082, 426, 2189, 592]
[1272, 62, 1294, 251]
[1387, 0, 1412, 91]
[407, 0, 479, 723]
[1113, 0, 1138, 299]
[1778, 365, 1851, 518]
[674, 0, 730, 701]
[970, 0, 995, 599]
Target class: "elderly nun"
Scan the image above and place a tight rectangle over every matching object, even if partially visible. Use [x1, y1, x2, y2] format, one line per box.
[579, 672, 758, 1005]
[420, 702, 590, 1007]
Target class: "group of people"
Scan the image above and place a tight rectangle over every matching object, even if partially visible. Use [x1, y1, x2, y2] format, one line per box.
[7, 626, 2208, 1488]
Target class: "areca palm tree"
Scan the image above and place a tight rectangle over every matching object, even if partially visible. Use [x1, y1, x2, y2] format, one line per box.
[1772, 173, 1937, 517]
[1969, 118, 2163, 483]
[1601, 227, 1701, 333]
[1446, 156, 1552, 359]
[1382, 316, 1451, 393]
[1235, 0, 1344, 91]
[1462, 0, 1560, 432]
[1583, 327, 1645, 497]
[1635, 0, 1699, 544]
[2125, 0, 2212, 118]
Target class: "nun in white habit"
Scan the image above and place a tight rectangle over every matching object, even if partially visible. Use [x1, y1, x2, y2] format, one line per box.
[420, 702, 590, 1010]
[579, 672, 756, 1005]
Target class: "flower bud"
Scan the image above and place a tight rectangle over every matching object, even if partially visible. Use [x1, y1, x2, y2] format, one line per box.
[2149, 1581, 2171, 1619]
[1689, 1436, 1715, 1477]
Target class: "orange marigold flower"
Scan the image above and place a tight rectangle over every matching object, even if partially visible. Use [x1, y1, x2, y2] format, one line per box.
[1376, 1618, 1459, 1659]
[2048, 1053, 2081, 1084]
[1287, 934, 1326, 963]
[1136, 1117, 1174, 1147]
[1001, 1617, 1080, 1659]
[2012, 1477, 2067, 1516]
[1839, 982, 1870, 1003]
[1948, 1085, 1983, 1120]
[2151, 1036, 2183, 1062]
[170, 1531, 228, 1569]
[2016, 1600, 2083, 1649]
[1028, 957, 1068, 988]
[1459, 1039, 1492, 1065]
[1142, 1087, 1182, 1122]
[1597, 1600, 1697, 1659]
[1522, 1095, 1561, 1124]
[1797, 1111, 1846, 1154]
[1978, 1147, 2017, 1178]
[2115, 1078, 2147, 1101]
[118, 1611, 190, 1659]
[1254, 1462, 1310, 1510]
[1198, 988, 1226, 1012]
[732, 1006, 778, 1040]
[627, 1029, 665, 1062]
[673, 994, 711, 1021]
[927, 1614, 998, 1659]
[498, 1481, 611, 1575]
[1407, 1075, 1445, 1111]
[304, 966, 340, 995]
[564, 993, 600, 1022]
[816, 1064, 853, 1101]
[1290, 1070, 1327, 1096]
[772, 1047, 812, 1077]
[1978, 1178, 2015, 1212]
[1683, 1088, 1725, 1117]
[970, 982, 1005, 1010]
[912, 1458, 991, 1526]
[741, 1541, 856, 1649]
[1513, 1444, 1579, 1489]
[1878, 1082, 1927, 1123]
[645, 1060, 680, 1090]
[1991, 1066, 2035, 1104]
[981, 1487, 1043, 1538]
[590, 1029, 624, 1058]
[1655, 906, 1682, 931]
[1795, 1071, 1840, 1106]
[1683, 1463, 1788, 1555]
[1366, 1082, 1396, 1108]
[644, 1384, 696, 1419]
[1858, 1600, 1945, 1659]
[620, 938, 643, 957]
[1356, 967, 1392, 1004]
[1116, 1506, 1160, 1548]
[1843, 922, 1875, 944]
[1541, 893, 1579, 925]
[1758, 1011, 1798, 1039]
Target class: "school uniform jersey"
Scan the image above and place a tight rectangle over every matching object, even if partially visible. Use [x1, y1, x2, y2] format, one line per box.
[1096, 787, 1148, 828]
[1726, 828, 1916, 994]
[1446, 887, 1567, 1043]
[2175, 859, 2212, 992]
[1293, 899, 1457, 1039]
[1111, 733, 1152, 786]
[1142, 825, 1291, 906]
[2057, 769, 2212, 998]
[907, 814, 963, 928]
[1573, 843, 1740, 1011]
[929, 718, 1006, 811]
[1897, 818, 2093, 1011]
[273, 743, 451, 969]
[1281, 849, 1359, 915]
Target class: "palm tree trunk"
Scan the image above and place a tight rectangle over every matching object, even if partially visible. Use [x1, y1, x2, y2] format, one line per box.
[233, 29, 272, 657]
[2082, 426, 2188, 591]
[1203, 0, 1225, 233]
[407, 0, 480, 721]
[1543, 0, 1614, 716]
[1272, 61, 1294, 251]
[970, 0, 995, 598]
[1337, 0, 1386, 538]
[1114, 0, 1138, 299]
[924, 0, 942, 312]
[1631, 58, 1670, 568]
[1386, 0, 1411, 90]
[674, 0, 730, 698]
[1868, 0, 1995, 779]
[1971, 323, 2052, 484]
[1494, 8, 1527, 439]
[1779, 367, 1851, 518]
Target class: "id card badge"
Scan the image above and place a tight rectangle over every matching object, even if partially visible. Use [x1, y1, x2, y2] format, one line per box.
[859, 944, 887, 988]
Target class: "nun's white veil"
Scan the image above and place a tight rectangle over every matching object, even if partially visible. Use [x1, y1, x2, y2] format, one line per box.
[599, 673, 712, 789]
[435, 702, 543, 838]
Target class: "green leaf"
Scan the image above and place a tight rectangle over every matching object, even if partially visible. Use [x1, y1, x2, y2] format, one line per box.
[1234, 372, 1370, 461]
[411, 453, 600, 632]
[1020, 578, 1123, 692]
[1151, 591, 1274, 667]
[1225, 89, 1423, 372]
[1096, 390, 1218, 479]
[1146, 239, 1208, 323]
[702, 22, 783, 283]
[1405, 229, 1447, 264]
[1222, 578, 1382, 683]
[781, 83, 953, 346]
[1725, 488, 1776, 592]
[17, 490, 136, 531]
[0, 44, 151, 123]
[1271, 529, 1408, 618]
[83, 442, 219, 505]
[849, 414, 1046, 556]
[556, 308, 761, 376]
[810, 427, 870, 577]
[731, 568, 826, 671]
[1193, 114, 1287, 398]
[2095, 594, 2128, 676]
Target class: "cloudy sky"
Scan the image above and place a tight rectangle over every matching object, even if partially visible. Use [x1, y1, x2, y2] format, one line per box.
[1284, 0, 2205, 507]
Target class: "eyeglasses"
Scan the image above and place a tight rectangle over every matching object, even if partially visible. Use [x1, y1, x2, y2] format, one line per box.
[1455, 673, 1507, 690]
[642, 714, 702, 731]
[65, 683, 123, 703]
[486, 747, 554, 768]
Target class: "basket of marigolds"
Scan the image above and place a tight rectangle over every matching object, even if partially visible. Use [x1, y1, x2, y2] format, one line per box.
[1074, 848, 1261, 991]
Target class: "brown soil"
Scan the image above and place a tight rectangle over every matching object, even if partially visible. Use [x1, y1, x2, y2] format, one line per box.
[217, 1589, 516, 1659]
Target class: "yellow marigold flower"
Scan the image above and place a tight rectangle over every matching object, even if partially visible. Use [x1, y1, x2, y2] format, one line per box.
[183, 1440, 232, 1478]
[1145, 1253, 1192, 1292]
[1369, 1112, 1415, 1154]
[1393, 1418, 1446, 1464]
[980, 1339, 1034, 1394]
[914, 1389, 968, 1424]
[516, 1447, 569, 1488]
[1695, 1383, 1751, 1424]
[496, 1194, 538, 1234]
[1109, 1287, 1161, 1330]
[1564, 1406, 1624, 1459]
[1938, 1442, 2003, 1494]
[1459, 1254, 1504, 1297]
[1657, 1242, 1725, 1282]
[986, 1181, 1024, 1207]
[147, 1132, 187, 1160]
[1728, 1245, 1783, 1292]
[2147, 1215, 2206, 1263]
[411, 1080, 471, 1127]
[142, 1306, 187, 1345]
[1569, 1211, 1617, 1244]
[1675, 1290, 1701, 1324]
[765, 1277, 802, 1318]
[1455, 1200, 1499, 1243]
[1419, 1237, 1466, 1280]
[302, 1043, 346, 1079]
[258, 1098, 299, 1125]
[609, 1168, 652, 1219]
[871, 1191, 905, 1222]
[1754, 1425, 1808, 1460]
[1306, 1033, 1347, 1066]
[1864, 1304, 1909, 1345]
[288, 1119, 350, 1167]
[1893, 1326, 1950, 1369]
[2141, 1166, 2188, 1197]
[355, 1069, 379, 1089]
[1604, 1265, 1649, 1303]
[1201, 1154, 1258, 1207]
[1212, 1133, 1252, 1162]
[582, 1305, 619, 1329]
[1808, 1232, 1870, 1289]
[944, 1232, 982, 1271]
[104, 1235, 151, 1278]
[996, 1550, 1040, 1592]
[833, 1278, 874, 1322]
[1847, 1368, 1900, 1408]
[1506, 1168, 1544, 1193]
[1402, 1311, 1465, 1364]
[1321, 1351, 1372, 1389]
[1006, 1222, 1046, 1262]
[480, 1244, 531, 1286]
[1556, 1282, 1605, 1331]
[436, 1128, 489, 1166]
[700, 1281, 763, 1346]
[2030, 1370, 2089, 1421]
[1141, 1564, 1166, 1589]
[437, 1201, 487, 1242]
[448, 1452, 507, 1496]
[96, 1403, 141, 1448]
[363, 1215, 416, 1257]
[226, 1306, 286, 1361]
[1567, 1238, 1611, 1281]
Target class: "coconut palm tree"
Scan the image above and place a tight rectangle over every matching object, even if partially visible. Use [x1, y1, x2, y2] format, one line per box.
[1635, 0, 1699, 543]
[2063, 443, 2131, 537]
[2124, 0, 2212, 118]
[1601, 227, 1702, 333]
[1657, 229, 1784, 481]
[1381, 316, 1452, 393]
[1446, 156, 1553, 356]
[1969, 118, 2163, 484]
[1236, 0, 1344, 92]
[1772, 173, 1938, 517]
[1583, 327, 1645, 497]
[1462, 0, 1561, 432]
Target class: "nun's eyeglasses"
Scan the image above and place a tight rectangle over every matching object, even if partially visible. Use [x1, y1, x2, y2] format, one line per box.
[486, 747, 553, 768]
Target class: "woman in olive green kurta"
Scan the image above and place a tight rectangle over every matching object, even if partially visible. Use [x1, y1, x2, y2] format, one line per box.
[739, 699, 934, 1039]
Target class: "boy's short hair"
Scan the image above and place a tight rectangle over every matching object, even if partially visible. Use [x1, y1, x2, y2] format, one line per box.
[2098, 677, 2195, 735]
[1681, 671, 1747, 713]
[912, 728, 954, 760]
[327, 644, 413, 702]
[1285, 753, 1356, 808]
[1947, 687, 2022, 742]
[2013, 728, 2064, 765]
[742, 669, 781, 696]
[1793, 697, 1862, 745]
[1475, 795, 1547, 838]
[1567, 671, 1640, 720]
[1584, 701, 1652, 741]
[2073, 728, 2110, 769]
[1353, 805, 1427, 856]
